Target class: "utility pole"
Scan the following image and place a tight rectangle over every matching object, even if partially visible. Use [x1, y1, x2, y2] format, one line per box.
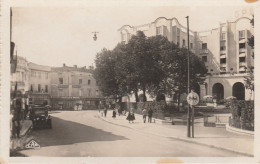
[186, 16, 191, 138]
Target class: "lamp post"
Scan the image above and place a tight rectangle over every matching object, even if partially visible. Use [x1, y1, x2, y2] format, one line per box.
[92, 32, 99, 41]
[186, 16, 191, 138]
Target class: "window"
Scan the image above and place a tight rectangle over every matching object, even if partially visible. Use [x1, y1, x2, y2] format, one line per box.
[177, 36, 180, 46]
[239, 57, 246, 63]
[31, 71, 34, 77]
[220, 58, 226, 64]
[88, 79, 91, 85]
[202, 43, 207, 49]
[202, 56, 207, 62]
[45, 85, 48, 93]
[239, 43, 246, 49]
[30, 84, 33, 92]
[59, 78, 63, 84]
[45, 72, 48, 79]
[182, 39, 185, 47]
[38, 72, 41, 79]
[221, 33, 226, 40]
[79, 79, 82, 85]
[220, 46, 226, 51]
[156, 27, 162, 35]
[38, 84, 41, 92]
[96, 90, 99, 96]
[239, 30, 245, 39]
[190, 43, 193, 49]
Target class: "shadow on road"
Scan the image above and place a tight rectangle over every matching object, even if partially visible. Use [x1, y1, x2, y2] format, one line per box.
[30, 116, 129, 147]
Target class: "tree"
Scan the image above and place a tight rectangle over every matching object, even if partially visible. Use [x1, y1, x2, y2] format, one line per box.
[125, 31, 166, 101]
[93, 48, 122, 100]
[245, 15, 254, 100]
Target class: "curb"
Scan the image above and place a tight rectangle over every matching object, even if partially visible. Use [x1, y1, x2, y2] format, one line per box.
[96, 114, 253, 157]
[226, 124, 254, 136]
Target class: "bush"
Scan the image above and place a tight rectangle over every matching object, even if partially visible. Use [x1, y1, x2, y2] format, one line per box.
[229, 100, 254, 131]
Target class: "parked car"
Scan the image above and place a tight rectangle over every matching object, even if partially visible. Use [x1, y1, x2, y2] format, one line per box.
[29, 104, 52, 130]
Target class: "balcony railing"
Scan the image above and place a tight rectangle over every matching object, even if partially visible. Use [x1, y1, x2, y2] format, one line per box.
[239, 53, 246, 57]
[239, 62, 246, 66]
[220, 63, 226, 67]
[239, 48, 246, 53]
[200, 49, 208, 54]
[220, 54, 226, 58]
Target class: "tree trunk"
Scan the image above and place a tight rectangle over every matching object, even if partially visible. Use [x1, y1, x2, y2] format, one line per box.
[177, 90, 181, 112]
[134, 90, 139, 102]
[143, 86, 146, 102]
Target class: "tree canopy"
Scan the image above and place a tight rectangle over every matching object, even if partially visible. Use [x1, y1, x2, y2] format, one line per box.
[94, 31, 207, 103]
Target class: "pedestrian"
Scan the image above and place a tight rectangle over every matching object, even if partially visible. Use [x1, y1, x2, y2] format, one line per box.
[126, 108, 135, 123]
[142, 108, 147, 123]
[13, 97, 22, 138]
[104, 105, 108, 117]
[148, 108, 153, 123]
[112, 109, 116, 118]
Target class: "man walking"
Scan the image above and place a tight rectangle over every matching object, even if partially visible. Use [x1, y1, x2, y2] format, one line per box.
[104, 105, 108, 117]
[142, 108, 147, 123]
[148, 108, 153, 123]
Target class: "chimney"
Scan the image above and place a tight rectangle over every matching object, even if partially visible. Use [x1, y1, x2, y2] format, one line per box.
[63, 63, 66, 67]
[74, 65, 77, 68]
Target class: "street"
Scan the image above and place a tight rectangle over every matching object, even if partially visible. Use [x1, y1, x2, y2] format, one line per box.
[19, 110, 245, 157]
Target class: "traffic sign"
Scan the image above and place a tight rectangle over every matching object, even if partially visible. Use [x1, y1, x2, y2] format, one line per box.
[187, 91, 199, 106]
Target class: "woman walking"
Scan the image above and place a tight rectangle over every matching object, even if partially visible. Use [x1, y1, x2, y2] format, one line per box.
[126, 108, 135, 123]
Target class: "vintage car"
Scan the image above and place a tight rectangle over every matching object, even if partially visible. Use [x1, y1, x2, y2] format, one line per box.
[29, 105, 52, 130]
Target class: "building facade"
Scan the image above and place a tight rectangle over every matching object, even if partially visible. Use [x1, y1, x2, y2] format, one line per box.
[50, 64, 102, 110]
[118, 8, 254, 101]
[11, 57, 103, 109]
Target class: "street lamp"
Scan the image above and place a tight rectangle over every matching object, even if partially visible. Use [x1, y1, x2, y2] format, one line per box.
[92, 32, 99, 41]
[186, 16, 191, 138]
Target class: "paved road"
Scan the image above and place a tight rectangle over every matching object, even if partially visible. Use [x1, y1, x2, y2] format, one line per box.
[19, 110, 244, 157]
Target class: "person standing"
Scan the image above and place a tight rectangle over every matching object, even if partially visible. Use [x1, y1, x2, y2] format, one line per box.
[126, 108, 135, 123]
[13, 97, 22, 138]
[104, 105, 108, 117]
[148, 108, 153, 123]
[142, 108, 147, 123]
[112, 109, 116, 118]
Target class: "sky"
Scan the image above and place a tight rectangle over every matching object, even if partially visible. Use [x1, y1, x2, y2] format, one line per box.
[12, 5, 250, 68]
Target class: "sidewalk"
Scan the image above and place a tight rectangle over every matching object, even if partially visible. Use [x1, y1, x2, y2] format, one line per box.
[97, 110, 254, 157]
[10, 120, 33, 151]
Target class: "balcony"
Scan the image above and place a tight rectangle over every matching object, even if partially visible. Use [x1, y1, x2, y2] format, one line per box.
[58, 84, 69, 88]
[239, 38, 246, 43]
[239, 62, 246, 67]
[200, 49, 208, 54]
[239, 66, 246, 72]
[239, 53, 246, 57]
[220, 54, 226, 58]
[239, 48, 246, 53]
[220, 63, 226, 66]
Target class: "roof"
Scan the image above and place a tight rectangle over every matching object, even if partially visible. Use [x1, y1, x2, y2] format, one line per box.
[28, 62, 51, 72]
[51, 66, 94, 73]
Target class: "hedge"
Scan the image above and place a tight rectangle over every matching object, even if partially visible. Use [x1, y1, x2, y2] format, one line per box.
[229, 100, 254, 131]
